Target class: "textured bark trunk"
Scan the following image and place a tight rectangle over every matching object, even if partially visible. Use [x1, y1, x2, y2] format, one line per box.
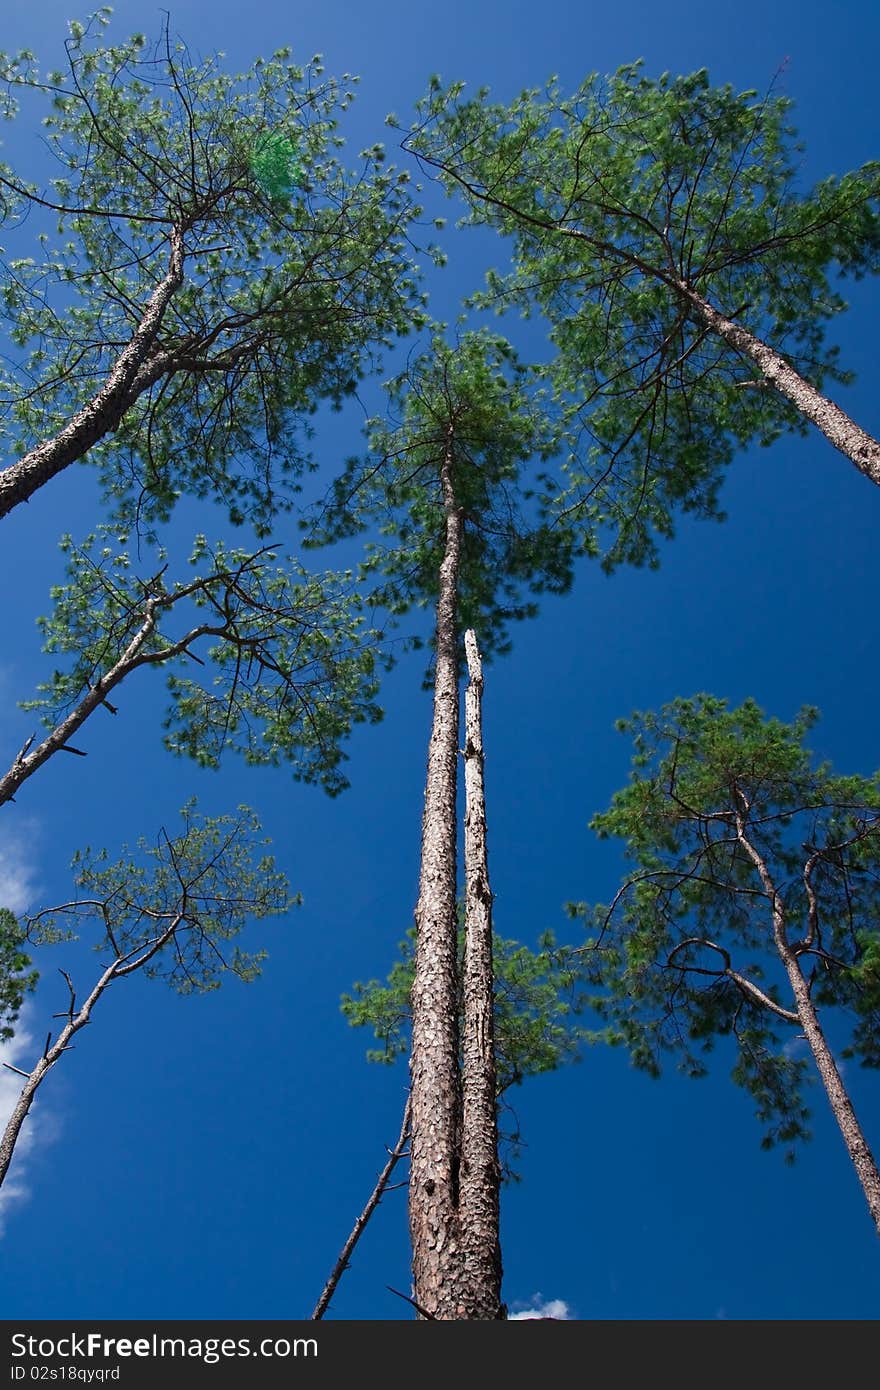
[459, 629, 503, 1318]
[0, 911, 180, 1191]
[408, 428, 465, 1319]
[678, 280, 880, 488]
[782, 951, 880, 1235]
[0, 583, 222, 809]
[311, 1098, 411, 1320]
[0, 961, 117, 1189]
[735, 810, 880, 1235]
[0, 1058, 52, 1189]
[0, 605, 160, 808]
[0, 228, 185, 520]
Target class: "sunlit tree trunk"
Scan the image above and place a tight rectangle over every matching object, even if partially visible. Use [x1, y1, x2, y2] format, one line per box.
[459, 629, 503, 1316]
[679, 281, 880, 489]
[0, 230, 184, 520]
[408, 427, 465, 1318]
[735, 803, 880, 1235]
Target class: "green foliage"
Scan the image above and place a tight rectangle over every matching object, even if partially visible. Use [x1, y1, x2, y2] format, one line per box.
[250, 131, 304, 203]
[574, 695, 880, 1156]
[0, 16, 424, 530]
[0, 907, 38, 1042]
[29, 800, 293, 993]
[408, 66, 880, 567]
[307, 328, 578, 661]
[20, 529, 387, 796]
[342, 926, 586, 1092]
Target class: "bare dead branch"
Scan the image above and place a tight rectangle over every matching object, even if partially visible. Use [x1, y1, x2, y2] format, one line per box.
[310, 1097, 412, 1320]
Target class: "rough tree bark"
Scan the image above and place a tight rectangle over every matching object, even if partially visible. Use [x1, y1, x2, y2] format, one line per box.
[677, 281, 880, 490]
[459, 628, 503, 1317]
[320, 628, 504, 1320]
[0, 919, 180, 1189]
[404, 152, 880, 490]
[408, 424, 465, 1318]
[733, 798, 880, 1235]
[0, 595, 217, 808]
[0, 228, 185, 520]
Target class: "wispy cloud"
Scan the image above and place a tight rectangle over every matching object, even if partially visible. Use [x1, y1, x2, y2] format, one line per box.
[0, 815, 57, 1234]
[0, 824, 39, 914]
[510, 1295, 573, 1320]
[0, 1009, 44, 1234]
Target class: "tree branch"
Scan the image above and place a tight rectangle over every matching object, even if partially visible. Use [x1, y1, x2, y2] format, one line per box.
[310, 1097, 411, 1320]
[0, 227, 186, 519]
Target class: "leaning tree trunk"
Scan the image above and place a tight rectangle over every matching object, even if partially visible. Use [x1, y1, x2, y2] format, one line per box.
[1, 912, 181, 1191]
[0, 228, 185, 521]
[735, 810, 880, 1235]
[408, 427, 465, 1319]
[458, 629, 503, 1317]
[0, 960, 119, 1188]
[678, 280, 880, 489]
[783, 952, 880, 1235]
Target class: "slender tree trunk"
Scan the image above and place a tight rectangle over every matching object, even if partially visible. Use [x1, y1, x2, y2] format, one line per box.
[408, 427, 465, 1319]
[329, 630, 504, 1320]
[0, 579, 228, 807]
[1, 916, 179, 1190]
[0, 228, 184, 520]
[459, 629, 503, 1317]
[784, 953, 880, 1234]
[311, 1097, 411, 1320]
[0, 962, 118, 1188]
[735, 807, 880, 1235]
[678, 280, 880, 489]
[0, 606, 162, 808]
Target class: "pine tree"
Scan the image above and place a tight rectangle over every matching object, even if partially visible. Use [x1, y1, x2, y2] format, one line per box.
[575, 696, 880, 1233]
[406, 66, 880, 566]
[311, 328, 575, 1316]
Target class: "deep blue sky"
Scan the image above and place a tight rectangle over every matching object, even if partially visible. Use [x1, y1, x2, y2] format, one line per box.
[1, 0, 879, 1322]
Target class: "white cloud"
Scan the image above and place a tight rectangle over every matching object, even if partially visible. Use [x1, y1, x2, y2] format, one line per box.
[0, 1010, 39, 1234]
[0, 825, 39, 914]
[0, 831, 58, 1235]
[510, 1295, 573, 1320]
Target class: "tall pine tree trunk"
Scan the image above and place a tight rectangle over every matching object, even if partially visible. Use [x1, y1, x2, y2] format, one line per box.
[784, 954, 880, 1235]
[678, 281, 880, 488]
[459, 629, 503, 1316]
[735, 808, 880, 1235]
[408, 427, 465, 1318]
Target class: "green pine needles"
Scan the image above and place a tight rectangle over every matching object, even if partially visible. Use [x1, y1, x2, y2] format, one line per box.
[250, 131, 304, 202]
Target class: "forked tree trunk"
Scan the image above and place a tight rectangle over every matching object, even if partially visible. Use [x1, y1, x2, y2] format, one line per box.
[679, 281, 880, 489]
[318, 632, 504, 1320]
[459, 629, 503, 1316]
[408, 428, 465, 1318]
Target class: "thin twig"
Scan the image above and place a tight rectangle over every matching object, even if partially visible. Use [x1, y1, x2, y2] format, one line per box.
[385, 1285, 437, 1320]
